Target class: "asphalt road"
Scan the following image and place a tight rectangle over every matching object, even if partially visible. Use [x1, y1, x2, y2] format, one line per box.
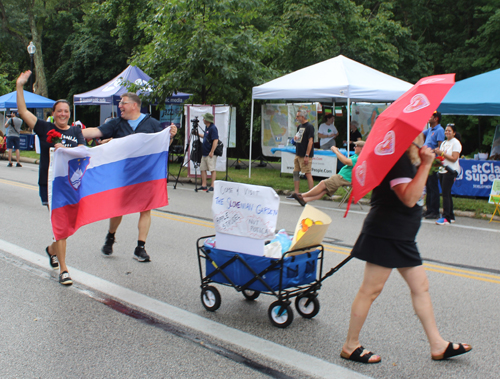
[1, 162, 499, 378]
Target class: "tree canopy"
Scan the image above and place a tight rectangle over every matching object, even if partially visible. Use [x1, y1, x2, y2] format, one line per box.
[1, 0, 500, 154]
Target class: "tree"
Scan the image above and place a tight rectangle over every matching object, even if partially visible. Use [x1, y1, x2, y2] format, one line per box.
[132, 0, 283, 105]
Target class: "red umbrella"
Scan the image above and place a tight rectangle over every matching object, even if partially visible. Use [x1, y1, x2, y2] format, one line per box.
[347, 74, 455, 212]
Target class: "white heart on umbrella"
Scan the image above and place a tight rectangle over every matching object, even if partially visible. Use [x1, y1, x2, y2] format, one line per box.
[403, 93, 430, 113]
[375, 131, 395, 156]
[355, 161, 366, 187]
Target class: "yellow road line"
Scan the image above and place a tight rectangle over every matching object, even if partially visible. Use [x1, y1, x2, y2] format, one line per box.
[0, 178, 38, 190]
[152, 210, 214, 228]
[425, 268, 500, 284]
[151, 211, 500, 285]
[423, 263, 500, 281]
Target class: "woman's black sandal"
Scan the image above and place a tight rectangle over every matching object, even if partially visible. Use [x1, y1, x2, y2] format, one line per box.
[340, 346, 381, 364]
[432, 342, 472, 360]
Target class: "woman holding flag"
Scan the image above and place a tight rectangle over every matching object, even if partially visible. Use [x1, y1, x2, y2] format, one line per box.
[341, 135, 471, 364]
[16, 71, 85, 286]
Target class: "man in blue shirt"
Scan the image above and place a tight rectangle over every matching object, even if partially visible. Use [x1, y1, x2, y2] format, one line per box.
[422, 111, 445, 219]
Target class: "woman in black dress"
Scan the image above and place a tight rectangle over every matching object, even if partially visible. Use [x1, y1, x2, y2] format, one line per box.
[17, 71, 85, 286]
[341, 135, 471, 363]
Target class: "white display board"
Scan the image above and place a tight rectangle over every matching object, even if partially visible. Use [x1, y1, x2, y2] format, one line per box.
[212, 181, 280, 256]
[184, 105, 230, 176]
[212, 181, 279, 239]
[281, 153, 337, 178]
[261, 103, 319, 157]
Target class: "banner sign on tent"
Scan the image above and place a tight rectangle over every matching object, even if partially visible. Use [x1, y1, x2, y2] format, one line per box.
[160, 105, 182, 129]
[183, 105, 231, 177]
[261, 103, 319, 157]
[451, 159, 500, 197]
[351, 103, 389, 138]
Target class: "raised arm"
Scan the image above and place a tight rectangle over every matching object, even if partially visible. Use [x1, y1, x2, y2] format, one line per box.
[331, 146, 353, 166]
[81, 127, 104, 139]
[393, 147, 435, 207]
[16, 71, 38, 129]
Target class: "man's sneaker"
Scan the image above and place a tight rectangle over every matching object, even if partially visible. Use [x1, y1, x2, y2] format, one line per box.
[101, 236, 115, 256]
[425, 213, 439, 220]
[436, 217, 450, 225]
[207, 186, 214, 192]
[45, 246, 59, 270]
[450, 219, 456, 223]
[133, 246, 150, 262]
[198, 186, 208, 191]
[59, 271, 73, 286]
[286, 193, 295, 199]
[16, 163, 22, 167]
[7, 162, 12, 167]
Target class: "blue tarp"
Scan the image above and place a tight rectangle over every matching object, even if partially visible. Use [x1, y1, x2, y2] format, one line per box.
[439, 68, 500, 116]
[0, 90, 55, 109]
[73, 65, 191, 105]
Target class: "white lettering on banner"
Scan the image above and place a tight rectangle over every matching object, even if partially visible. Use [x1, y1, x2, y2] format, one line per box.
[453, 160, 500, 196]
[464, 163, 500, 185]
[212, 181, 279, 239]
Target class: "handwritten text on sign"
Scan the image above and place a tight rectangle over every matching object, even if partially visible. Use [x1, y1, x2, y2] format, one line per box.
[212, 181, 279, 239]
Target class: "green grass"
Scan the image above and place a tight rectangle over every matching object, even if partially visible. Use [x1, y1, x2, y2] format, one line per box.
[22, 152, 497, 217]
[20, 151, 40, 160]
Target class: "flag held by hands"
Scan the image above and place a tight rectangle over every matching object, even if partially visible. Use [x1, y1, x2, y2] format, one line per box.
[48, 128, 171, 240]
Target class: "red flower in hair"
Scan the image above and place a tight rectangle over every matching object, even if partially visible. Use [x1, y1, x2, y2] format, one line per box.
[46, 129, 62, 144]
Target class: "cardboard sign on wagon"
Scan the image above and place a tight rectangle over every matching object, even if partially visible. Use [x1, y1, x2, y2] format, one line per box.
[289, 204, 331, 253]
[212, 181, 280, 256]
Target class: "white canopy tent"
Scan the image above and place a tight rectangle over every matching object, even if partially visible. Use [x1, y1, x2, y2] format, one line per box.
[249, 55, 413, 177]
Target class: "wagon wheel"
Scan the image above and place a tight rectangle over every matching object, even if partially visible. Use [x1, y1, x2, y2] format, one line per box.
[242, 289, 261, 301]
[201, 286, 221, 312]
[268, 301, 294, 328]
[295, 294, 320, 319]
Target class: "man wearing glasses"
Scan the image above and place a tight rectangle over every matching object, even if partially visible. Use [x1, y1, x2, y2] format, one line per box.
[82, 92, 177, 262]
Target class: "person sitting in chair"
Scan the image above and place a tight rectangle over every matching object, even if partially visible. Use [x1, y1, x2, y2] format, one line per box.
[289, 141, 364, 206]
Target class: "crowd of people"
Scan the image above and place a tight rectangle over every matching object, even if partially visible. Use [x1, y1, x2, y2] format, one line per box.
[9, 72, 471, 365]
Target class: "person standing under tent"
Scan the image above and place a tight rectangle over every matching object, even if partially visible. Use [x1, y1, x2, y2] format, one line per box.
[4, 111, 23, 167]
[434, 123, 462, 225]
[198, 112, 219, 192]
[286, 108, 315, 198]
[318, 113, 338, 150]
[422, 111, 445, 219]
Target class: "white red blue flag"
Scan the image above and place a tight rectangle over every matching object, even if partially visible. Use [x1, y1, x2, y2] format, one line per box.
[48, 128, 171, 240]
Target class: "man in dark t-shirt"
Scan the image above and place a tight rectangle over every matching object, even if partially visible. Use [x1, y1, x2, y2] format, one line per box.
[82, 92, 177, 263]
[287, 109, 314, 196]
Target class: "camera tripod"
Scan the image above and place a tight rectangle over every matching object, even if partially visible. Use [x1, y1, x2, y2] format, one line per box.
[173, 117, 203, 191]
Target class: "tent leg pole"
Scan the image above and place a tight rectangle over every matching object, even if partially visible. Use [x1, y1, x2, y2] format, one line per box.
[249, 99, 254, 178]
[347, 98, 350, 155]
[73, 104, 76, 124]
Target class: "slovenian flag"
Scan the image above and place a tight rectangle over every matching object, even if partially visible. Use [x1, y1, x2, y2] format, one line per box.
[48, 128, 171, 241]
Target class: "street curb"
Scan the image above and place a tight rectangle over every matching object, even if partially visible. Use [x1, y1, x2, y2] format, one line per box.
[3, 156, 498, 221]
[0, 156, 39, 164]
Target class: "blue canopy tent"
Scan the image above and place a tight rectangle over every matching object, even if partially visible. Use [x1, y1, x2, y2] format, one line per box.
[438, 68, 500, 116]
[73, 65, 191, 122]
[0, 90, 56, 109]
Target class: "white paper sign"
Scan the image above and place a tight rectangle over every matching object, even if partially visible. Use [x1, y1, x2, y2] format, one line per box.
[212, 181, 280, 240]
